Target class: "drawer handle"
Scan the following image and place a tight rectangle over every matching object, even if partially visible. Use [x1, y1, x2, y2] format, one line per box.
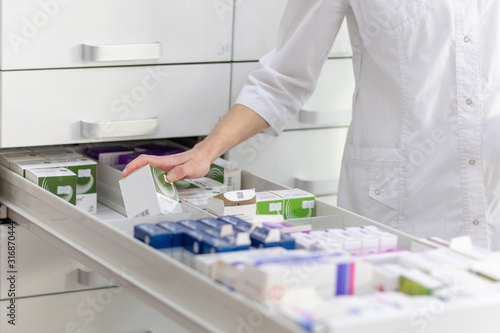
[294, 177, 339, 196]
[77, 268, 113, 287]
[81, 118, 159, 139]
[82, 42, 162, 62]
[298, 108, 351, 126]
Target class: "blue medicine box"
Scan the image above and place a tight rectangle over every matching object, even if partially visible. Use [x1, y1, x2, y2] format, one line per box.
[202, 228, 250, 251]
[202, 235, 235, 254]
[134, 223, 173, 249]
[156, 221, 190, 247]
[178, 219, 207, 231]
[280, 234, 296, 250]
[183, 230, 207, 254]
[217, 215, 253, 233]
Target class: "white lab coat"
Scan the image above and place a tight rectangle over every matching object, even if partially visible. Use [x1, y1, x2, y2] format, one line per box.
[236, 0, 500, 249]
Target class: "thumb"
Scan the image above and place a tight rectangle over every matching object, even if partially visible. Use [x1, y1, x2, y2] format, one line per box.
[166, 165, 185, 183]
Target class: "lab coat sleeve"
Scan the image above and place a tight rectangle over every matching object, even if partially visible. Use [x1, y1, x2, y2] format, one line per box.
[235, 0, 350, 136]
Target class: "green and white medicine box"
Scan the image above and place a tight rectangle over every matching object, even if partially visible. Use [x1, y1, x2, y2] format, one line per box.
[53, 158, 97, 214]
[175, 177, 227, 210]
[256, 191, 284, 215]
[268, 189, 315, 219]
[119, 164, 182, 218]
[0, 152, 45, 169]
[10, 159, 55, 177]
[25, 168, 77, 205]
[174, 177, 227, 192]
[41, 150, 83, 161]
[206, 158, 241, 191]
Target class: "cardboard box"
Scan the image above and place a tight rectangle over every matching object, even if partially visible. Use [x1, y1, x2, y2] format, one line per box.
[53, 158, 98, 214]
[25, 167, 76, 205]
[205, 158, 242, 191]
[9, 159, 54, 177]
[119, 164, 182, 218]
[269, 189, 315, 219]
[85, 146, 134, 165]
[0, 152, 45, 169]
[176, 177, 227, 210]
[207, 189, 256, 222]
[256, 191, 283, 215]
[40, 150, 83, 160]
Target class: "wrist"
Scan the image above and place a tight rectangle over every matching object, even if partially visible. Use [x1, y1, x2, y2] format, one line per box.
[191, 137, 224, 165]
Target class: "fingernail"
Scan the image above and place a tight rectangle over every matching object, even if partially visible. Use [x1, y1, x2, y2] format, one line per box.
[166, 171, 177, 182]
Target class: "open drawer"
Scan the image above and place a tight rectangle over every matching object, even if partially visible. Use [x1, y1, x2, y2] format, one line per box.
[0, 161, 436, 333]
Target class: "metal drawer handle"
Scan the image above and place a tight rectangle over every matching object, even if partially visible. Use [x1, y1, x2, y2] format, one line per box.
[82, 42, 162, 62]
[77, 268, 113, 287]
[298, 108, 351, 126]
[81, 118, 159, 139]
[294, 177, 339, 196]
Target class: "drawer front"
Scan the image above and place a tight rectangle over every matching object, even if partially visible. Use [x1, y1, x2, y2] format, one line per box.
[1, 288, 189, 333]
[0, 64, 230, 148]
[231, 59, 355, 130]
[1, 0, 232, 70]
[233, 0, 352, 61]
[0, 224, 110, 298]
[226, 127, 349, 196]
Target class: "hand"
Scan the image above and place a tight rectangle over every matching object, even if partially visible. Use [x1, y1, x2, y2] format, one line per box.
[121, 148, 212, 182]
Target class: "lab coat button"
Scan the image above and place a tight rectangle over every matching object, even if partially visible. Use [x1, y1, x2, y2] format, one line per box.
[469, 159, 476, 166]
[466, 99, 473, 105]
[374, 189, 381, 195]
[464, 36, 471, 43]
[473, 219, 480, 226]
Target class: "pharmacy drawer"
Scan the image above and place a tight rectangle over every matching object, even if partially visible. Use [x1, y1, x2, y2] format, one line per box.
[233, 0, 352, 61]
[226, 127, 349, 197]
[1, 0, 232, 70]
[0, 63, 230, 148]
[231, 59, 355, 130]
[0, 164, 419, 332]
[0, 223, 112, 299]
[0, 287, 189, 333]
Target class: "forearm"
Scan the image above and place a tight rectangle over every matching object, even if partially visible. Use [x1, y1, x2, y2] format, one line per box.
[191, 103, 270, 163]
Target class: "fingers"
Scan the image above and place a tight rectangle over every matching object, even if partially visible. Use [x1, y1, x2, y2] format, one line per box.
[122, 153, 184, 177]
[165, 165, 186, 182]
[121, 151, 211, 182]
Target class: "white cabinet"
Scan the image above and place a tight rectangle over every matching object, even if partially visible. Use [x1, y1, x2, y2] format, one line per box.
[0, 225, 112, 298]
[231, 59, 355, 130]
[226, 127, 348, 197]
[0, 63, 230, 148]
[232, 0, 352, 61]
[1, 286, 189, 333]
[1, 0, 233, 70]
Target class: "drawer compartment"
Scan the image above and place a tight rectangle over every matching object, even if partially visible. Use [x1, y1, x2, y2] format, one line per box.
[1, 0, 233, 70]
[0, 63, 230, 148]
[0, 163, 418, 333]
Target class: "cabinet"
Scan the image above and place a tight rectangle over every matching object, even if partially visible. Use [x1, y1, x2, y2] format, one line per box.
[1, 0, 232, 70]
[0, 64, 230, 147]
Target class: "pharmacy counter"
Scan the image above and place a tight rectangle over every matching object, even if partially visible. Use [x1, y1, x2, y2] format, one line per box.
[2, 166, 500, 332]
